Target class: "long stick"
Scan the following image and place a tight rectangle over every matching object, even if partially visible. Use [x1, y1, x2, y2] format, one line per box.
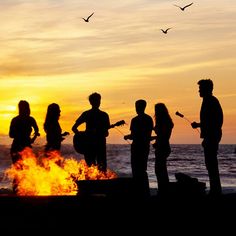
[175, 111, 200, 134]
[114, 127, 131, 144]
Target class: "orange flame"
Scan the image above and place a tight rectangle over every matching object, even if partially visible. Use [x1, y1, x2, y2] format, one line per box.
[5, 147, 117, 196]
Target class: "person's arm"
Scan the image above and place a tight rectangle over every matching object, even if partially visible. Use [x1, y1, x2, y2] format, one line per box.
[149, 117, 155, 141]
[124, 119, 133, 140]
[62, 131, 70, 136]
[9, 118, 16, 138]
[124, 134, 133, 140]
[72, 121, 80, 134]
[32, 119, 40, 136]
[31, 118, 40, 144]
[104, 113, 110, 137]
[72, 113, 85, 134]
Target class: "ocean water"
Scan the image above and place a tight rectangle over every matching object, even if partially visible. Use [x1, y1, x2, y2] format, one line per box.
[0, 144, 236, 192]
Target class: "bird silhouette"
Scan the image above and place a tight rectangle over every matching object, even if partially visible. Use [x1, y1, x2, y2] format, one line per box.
[82, 12, 94, 22]
[174, 2, 193, 11]
[160, 28, 172, 34]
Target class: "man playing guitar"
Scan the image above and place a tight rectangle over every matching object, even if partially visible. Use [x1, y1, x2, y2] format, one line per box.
[72, 92, 124, 173]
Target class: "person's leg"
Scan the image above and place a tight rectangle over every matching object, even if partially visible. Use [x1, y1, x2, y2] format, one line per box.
[203, 142, 222, 195]
[155, 154, 169, 193]
[84, 141, 96, 167]
[97, 139, 107, 172]
[131, 144, 150, 197]
[10, 150, 21, 194]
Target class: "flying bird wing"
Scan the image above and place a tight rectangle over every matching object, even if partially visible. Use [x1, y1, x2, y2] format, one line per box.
[183, 2, 194, 9]
[173, 4, 181, 8]
[87, 12, 94, 20]
[160, 28, 171, 34]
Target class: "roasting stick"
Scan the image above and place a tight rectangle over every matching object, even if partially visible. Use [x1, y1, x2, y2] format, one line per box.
[175, 111, 200, 134]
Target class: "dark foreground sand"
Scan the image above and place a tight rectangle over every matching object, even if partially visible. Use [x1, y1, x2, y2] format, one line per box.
[0, 185, 236, 233]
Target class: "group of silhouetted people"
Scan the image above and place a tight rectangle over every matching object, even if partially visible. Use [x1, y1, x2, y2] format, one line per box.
[124, 100, 174, 197]
[9, 101, 70, 160]
[124, 79, 223, 197]
[8, 79, 224, 197]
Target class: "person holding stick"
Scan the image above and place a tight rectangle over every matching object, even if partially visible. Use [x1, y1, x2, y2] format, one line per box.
[124, 99, 153, 197]
[191, 79, 223, 196]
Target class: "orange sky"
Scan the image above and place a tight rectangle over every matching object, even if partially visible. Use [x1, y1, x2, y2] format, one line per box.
[0, 0, 235, 144]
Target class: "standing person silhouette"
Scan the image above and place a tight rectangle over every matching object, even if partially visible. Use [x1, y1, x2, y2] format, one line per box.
[124, 99, 153, 197]
[153, 103, 174, 195]
[44, 103, 69, 153]
[72, 92, 110, 172]
[191, 79, 223, 196]
[9, 100, 40, 163]
[9, 100, 40, 193]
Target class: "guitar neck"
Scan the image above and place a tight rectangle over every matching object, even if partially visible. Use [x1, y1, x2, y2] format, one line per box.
[109, 124, 117, 129]
[109, 120, 124, 129]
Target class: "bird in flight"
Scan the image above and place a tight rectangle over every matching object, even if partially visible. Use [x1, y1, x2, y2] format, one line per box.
[160, 28, 172, 34]
[82, 12, 94, 22]
[174, 2, 193, 11]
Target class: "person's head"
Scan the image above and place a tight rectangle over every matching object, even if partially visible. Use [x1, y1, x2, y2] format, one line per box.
[46, 103, 61, 119]
[89, 92, 101, 108]
[198, 79, 213, 97]
[44, 103, 60, 131]
[18, 100, 30, 116]
[154, 103, 174, 126]
[154, 103, 169, 118]
[135, 99, 147, 115]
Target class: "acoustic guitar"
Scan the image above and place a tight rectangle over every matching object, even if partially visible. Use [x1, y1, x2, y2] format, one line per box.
[73, 120, 125, 154]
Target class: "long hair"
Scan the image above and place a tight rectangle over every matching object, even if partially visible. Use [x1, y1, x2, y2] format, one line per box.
[154, 103, 173, 128]
[44, 103, 60, 132]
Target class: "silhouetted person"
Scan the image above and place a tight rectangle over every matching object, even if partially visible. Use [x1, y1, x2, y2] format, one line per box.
[124, 99, 153, 197]
[72, 92, 110, 172]
[9, 100, 40, 163]
[153, 103, 174, 195]
[191, 79, 223, 196]
[9, 100, 40, 193]
[44, 103, 69, 153]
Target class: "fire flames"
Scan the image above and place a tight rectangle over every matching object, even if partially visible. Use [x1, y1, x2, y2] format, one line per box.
[5, 147, 117, 196]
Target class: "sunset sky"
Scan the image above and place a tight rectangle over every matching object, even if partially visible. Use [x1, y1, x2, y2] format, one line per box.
[0, 0, 235, 145]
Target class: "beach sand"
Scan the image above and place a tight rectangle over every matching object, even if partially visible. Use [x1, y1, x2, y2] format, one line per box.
[0, 184, 236, 233]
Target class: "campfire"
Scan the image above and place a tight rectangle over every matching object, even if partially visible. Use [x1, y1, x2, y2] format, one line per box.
[5, 147, 117, 196]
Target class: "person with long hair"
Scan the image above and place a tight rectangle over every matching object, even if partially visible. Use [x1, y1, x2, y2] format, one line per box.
[9, 100, 40, 193]
[44, 103, 69, 153]
[9, 100, 40, 163]
[153, 103, 174, 194]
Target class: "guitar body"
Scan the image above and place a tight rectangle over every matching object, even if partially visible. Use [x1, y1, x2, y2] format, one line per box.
[73, 120, 125, 155]
[73, 132, 88, 154]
